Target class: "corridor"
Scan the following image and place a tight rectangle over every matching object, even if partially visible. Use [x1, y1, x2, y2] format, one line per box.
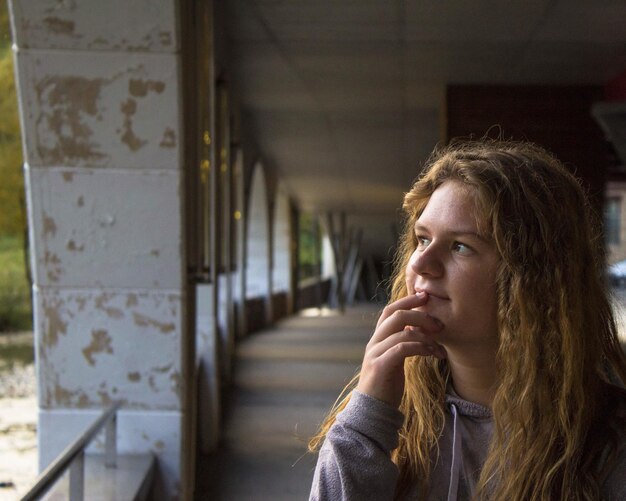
[197, 303, 379, 500]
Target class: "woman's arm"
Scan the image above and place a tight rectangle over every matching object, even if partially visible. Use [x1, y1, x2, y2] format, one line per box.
[310, 391, 405, 501]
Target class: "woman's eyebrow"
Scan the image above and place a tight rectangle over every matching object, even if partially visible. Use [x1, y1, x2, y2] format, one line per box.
[414, 223, 488, 242]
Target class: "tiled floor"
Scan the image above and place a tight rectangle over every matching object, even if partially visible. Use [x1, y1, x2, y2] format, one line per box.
[195, 303, 379, 500]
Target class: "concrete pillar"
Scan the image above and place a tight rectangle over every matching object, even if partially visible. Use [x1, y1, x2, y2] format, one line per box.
[8, 1, 190, 498]
[245, 161, 272, 325]
[272, 183, 293, 315]
[216, 83, 235, 381]
[232, 148, 247, 338]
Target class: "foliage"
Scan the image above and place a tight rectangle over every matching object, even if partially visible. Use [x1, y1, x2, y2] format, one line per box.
[0, 0, 9, 50]
[0, 236, 32, 332]
[299, 212, 320, 280]
[0, 334, 34, 370]
[0, 45, 25, 238]
[0, 1, 30, 332]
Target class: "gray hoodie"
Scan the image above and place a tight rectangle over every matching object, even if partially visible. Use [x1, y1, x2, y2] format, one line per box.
[310, 390, 626, 500]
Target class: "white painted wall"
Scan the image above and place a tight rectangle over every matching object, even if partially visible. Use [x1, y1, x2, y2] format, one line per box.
[322, 229, 336, 280]
[272, 183, 292, 295]
[245, 162, 271, 300]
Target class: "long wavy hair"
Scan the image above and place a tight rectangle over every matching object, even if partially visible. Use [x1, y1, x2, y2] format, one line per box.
[309, 139, 626, 500]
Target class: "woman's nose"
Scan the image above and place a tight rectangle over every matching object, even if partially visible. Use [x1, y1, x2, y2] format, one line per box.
[409, 245, 443, 278]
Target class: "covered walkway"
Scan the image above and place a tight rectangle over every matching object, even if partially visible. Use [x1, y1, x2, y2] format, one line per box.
[7, 0, 626, 498]
[197, 303, 378, 500]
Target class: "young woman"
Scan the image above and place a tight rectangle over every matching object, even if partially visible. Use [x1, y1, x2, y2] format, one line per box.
[309, 140, 626, 500]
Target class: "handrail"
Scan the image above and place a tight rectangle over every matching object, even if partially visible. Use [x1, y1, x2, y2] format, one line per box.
[21, 400, 122, 501]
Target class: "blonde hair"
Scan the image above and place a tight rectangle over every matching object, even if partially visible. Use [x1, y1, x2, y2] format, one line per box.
[310, 140, 626, 500]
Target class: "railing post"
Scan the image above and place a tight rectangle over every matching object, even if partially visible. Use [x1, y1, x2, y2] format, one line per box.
[105, 412, 117, 468]
[20, 401, 122, 500]
[69, 450, 84, 501]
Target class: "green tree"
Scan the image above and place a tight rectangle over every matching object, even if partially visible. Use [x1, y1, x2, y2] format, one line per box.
[0, 0, 24, 237]
[0, 0, 31, 331]
[299, 212, 320, 280]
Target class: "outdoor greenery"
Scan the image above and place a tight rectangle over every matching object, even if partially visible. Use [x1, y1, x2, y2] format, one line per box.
[0, 237, 31, 332]
[299, 212, 320, 281]
[0, 333, 34, 371]
[0, 0, 31, 332]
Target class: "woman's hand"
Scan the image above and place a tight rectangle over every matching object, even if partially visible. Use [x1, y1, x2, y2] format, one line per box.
[356, 292, 446, 408]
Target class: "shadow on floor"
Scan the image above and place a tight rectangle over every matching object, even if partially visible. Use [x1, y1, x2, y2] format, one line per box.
[195, 303, 380, 500]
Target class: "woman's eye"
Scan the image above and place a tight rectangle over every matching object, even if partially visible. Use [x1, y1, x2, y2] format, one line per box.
[452, 242, 472, 255]
[416, 236, 430, 249]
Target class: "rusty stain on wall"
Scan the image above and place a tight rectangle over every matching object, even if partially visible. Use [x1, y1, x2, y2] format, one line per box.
[43, 215, 57, 238]
[77, 196, 84, 207]
[159, 31, 172, 46]
[61, 171, 74, 182]
[170, 371, 181, 397]
[43, 300, 68, 347]
[94, 292, 111, 309]
[126, 294, 139, 308]
[95, 292, 124, 319]
[120, 98, 147, 151]
[128, 371, 141, 382]
[44, 251, 63, 282]
[35, 75, 108, 163]
[105, 307, 124, 319]
[159, 127, 176, 148]
[42, 17, 76, 36]
[77, 393, 89, 407]
[76, 296, 87, 311]
[53, 382, 89, 408]
[66, 239, 84, 252]
[133, 312, 175, 334]
[97, 390, 113, 406]
[129, 79, 165, 97]
[152, 364, 172, 374]
[82, 329, 114, 366]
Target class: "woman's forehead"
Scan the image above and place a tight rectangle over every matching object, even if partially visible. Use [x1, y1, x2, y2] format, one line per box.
[412, 181, 492, 239]
[417, 182, 479, 225]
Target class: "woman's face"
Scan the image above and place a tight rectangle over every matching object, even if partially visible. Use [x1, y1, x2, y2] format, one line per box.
[405, 180, 500, 350]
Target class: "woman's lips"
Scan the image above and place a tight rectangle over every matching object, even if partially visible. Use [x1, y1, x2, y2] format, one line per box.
[415, 288, 449, 300]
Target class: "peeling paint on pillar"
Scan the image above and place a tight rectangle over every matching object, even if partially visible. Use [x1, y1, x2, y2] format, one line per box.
[35, 75, 109, 164]
[133, 312, 175, 334]
[16, 52, 181, 169]
[160, 127, 176, 149]
[10, 0, 180, 52]
[42, 214, 57, 238]
[120, 98, 146, 151]
[82, 329, 114, 366]
[26, 168, 182, 288]
[42, 17, 77, 37]
[128, 78, 164, 97]
[34, 289, 182, 410]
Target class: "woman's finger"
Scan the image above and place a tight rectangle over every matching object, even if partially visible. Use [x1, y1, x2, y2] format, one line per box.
[370, 307, 442, 345]
[375, 292, 429, 328]
[367, 326, 446, 360]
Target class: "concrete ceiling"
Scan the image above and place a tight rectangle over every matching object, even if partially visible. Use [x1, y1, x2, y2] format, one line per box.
[226, 0, 626, 258]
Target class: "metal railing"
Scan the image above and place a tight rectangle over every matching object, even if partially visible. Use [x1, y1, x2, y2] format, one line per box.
[21, 401, 122, 501]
